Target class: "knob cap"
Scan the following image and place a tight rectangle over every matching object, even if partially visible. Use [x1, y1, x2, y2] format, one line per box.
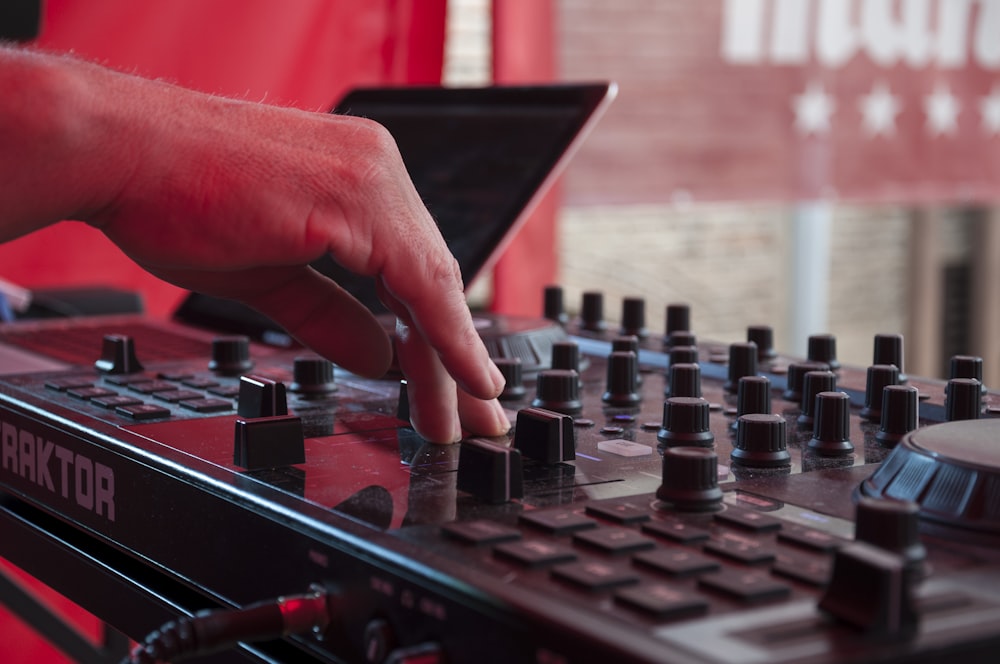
[734, 375, 771, 427]
[237, 375, 288, 418]
[808, 334, 840, 370]
[580, 291, 605, 332]
[209, 335, 253, 375]
[551, 341, 580, 373]
[663, 303, 691, 340]
[532, 369, 582, 415]
[945, 378, 982, 421]
[783, 361, 830, 402]
[543, 285, 568, 325]
[669, 345, 699, 365]
[873, 333, 907, 383]
[494, 357, 527, 401]
[657, 447, 723, 511]
[620, 297, 647, 338]
[808, 391, 854, 456]
[876, 385, 919, 446]
[657, 397, 714, 447]
[798, 370, 837, 428]
[602, 351, 641, 406]
[732, 413, 790, 467]
[665, 330, 696, 349]
[667, 363, 702, 398]
[747, 325, 777, 360]
[949, 355, 986, 395]
[724, 341, 758, 393]
[855, 496, 927, 576]
[289, 356, 337, 396]
[861, 364, 899, 422]
[95, 334, 144, 374]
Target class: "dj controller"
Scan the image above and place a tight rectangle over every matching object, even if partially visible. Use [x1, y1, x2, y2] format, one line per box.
[2, 287, 1000, 663]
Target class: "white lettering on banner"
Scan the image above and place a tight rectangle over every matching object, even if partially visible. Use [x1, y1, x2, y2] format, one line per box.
[0, 419, 116, 522]
[723, 0, 1000, 69]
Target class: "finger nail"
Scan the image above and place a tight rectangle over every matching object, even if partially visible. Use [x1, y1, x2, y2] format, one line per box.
[491, 399, 511, 436]
[487, 361, 506, 397]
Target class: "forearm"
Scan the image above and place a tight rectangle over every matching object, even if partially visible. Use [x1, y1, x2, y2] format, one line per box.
[0, 45, 131, 237]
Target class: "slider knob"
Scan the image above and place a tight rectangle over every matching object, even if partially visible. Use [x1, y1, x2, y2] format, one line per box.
[531, 369, 582, 415]
[289, 357, 337, 396]
[657, 447, 723, 512]
[95, 334, 144, 374]
[855, 496, 927, 578]
[209, 335, 253, 375]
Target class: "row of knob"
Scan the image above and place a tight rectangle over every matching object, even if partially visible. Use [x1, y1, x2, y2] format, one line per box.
[96, 333, 339, 396]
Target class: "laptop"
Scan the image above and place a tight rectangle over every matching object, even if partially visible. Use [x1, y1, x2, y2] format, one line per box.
[0, 82, 615, 368]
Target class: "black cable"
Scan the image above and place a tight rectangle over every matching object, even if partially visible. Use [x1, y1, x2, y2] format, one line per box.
[123, 586, 332, 664]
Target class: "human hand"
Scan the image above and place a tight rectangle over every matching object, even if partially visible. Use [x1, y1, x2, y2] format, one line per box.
[0, 48, 509, 443]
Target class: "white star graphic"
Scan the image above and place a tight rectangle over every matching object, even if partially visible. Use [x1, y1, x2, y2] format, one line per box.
[858, 81, 902, 137]
[924, 84, 961, 136]
[980, 85, 1000, 136]
[793, 82, 836, 135]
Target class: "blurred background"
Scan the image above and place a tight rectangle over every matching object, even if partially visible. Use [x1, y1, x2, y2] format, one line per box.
[3, 1, 999, 661]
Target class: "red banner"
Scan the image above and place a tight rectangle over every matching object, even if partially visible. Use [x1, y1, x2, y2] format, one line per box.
[561, 0, 1000, 204]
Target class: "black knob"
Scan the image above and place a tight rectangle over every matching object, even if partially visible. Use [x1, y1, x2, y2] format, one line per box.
[233, 414, 305, 470]
[603, 351, 640, 407]
[724, 341, 758, 393]
[873, 333, 907, 383]
[747, 325, 777, 360]
[665, 330, 696, 349]
[735, 375, 771, 422]
[95, 334, 144, 374]
[945, 378, 982, 421]
[876, 385, 919, 446]
[664, 303, 691, 339]
[532, 369, 582, 415]
[620, 297, 647, 338]
[551, 341, 581, 374]
[798, 370, 837, 428]
[289, 356, 337, 396]
[209, 335, 253, 375]
[543, 285, 568, 325]
[580, 291, 605, 332]
[494, 357, 527, 401]
[861, 364, 899, 422]
[513, 407, 575, 463]
[657, 447, 723, 511]
[855, 496, 927, 577]
[457, 438, 523, 504]
[657, 397, 714, 447]
[237, 375, 289, 418]
[732, 414, 790, 467]
[669, 345, 699, 365]
[808, 391, 854, 456]
[808, 333, 840, 370]
[611, 334, 639, 354]
[667, 362, 701, 398]
[783, 361, 830, 402]
[949, 355, 986, 395]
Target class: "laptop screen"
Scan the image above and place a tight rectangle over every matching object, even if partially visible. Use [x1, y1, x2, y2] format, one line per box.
[173, 83, 615, 341]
